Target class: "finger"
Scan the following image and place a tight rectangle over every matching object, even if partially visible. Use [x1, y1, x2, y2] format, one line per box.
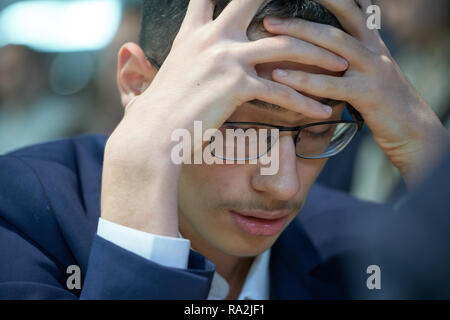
[215, 0, 267, 33]
[271, 69, 354, 103]
[315, 0, 368, 40]
[249, 77, 334, 119]
[183, 0, 215, 27]
[243, 36, 348, 72]
[263, 17, 374, 69]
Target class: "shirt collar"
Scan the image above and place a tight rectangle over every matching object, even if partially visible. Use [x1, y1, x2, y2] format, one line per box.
[237, 248, 271, 300]
[207, 248, 271, 300]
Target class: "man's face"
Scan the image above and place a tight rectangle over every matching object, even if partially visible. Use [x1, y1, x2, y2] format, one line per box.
[177, 29, 345, 258]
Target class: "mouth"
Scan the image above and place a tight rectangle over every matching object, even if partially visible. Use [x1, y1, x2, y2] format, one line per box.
[229, 209, 292, 237]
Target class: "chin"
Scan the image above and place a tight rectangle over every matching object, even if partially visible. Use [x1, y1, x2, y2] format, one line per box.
[213, 230, 279, 257]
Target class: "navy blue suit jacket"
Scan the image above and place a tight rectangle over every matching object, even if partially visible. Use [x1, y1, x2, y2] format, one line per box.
[0, 135, 390, 299]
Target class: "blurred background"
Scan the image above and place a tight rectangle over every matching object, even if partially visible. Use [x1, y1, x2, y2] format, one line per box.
[0, 0, 449, 203]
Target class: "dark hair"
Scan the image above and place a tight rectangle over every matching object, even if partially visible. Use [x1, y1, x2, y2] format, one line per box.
[139, 0, 342, 67]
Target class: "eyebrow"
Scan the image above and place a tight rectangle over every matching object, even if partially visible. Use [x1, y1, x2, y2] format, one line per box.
[249, 98, 343, 113]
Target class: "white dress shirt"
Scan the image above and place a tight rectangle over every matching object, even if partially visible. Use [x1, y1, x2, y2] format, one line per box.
[97, 217, 270, 300]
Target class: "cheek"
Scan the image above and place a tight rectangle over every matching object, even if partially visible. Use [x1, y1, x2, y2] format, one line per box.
[179, 159, 327, 205]
[178, 163, 251, 211]
[297, 158, 327, 190]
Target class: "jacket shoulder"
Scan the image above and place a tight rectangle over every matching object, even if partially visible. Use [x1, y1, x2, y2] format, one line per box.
[8, 134, 107, 168]
[0, 135, 107, 270]
[299, 184, 394, 261]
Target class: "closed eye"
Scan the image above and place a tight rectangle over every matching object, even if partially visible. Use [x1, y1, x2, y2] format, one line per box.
[303, 127, 333, 138]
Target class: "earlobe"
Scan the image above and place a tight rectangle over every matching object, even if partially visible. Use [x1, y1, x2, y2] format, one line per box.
[117, 42, 157, 107]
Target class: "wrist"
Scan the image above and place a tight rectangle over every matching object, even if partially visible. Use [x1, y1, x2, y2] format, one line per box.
[101, 142, 181, 238]
[101, 171, 181, 237]
[398, 126, 450, 189]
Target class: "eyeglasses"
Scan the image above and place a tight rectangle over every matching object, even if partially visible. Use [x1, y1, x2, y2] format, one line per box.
[210, 105, 364, 161]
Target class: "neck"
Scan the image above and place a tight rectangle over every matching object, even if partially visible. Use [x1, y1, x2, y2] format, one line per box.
[196, 240, 254, 300]
[179, 215, 254, 296]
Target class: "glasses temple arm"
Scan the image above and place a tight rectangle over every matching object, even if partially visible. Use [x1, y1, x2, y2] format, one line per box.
[145, 55, 160, 71]
[347, 104, 364, 130]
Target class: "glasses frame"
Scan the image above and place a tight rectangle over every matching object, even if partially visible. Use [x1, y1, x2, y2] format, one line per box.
[146, 55, 161, 70]
[217, 104, 364, 160]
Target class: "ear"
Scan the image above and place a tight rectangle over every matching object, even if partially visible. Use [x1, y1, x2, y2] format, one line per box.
[117, 42, 157, 107]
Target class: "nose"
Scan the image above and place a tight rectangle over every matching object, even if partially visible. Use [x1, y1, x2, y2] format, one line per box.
[250, 135, 300, 201]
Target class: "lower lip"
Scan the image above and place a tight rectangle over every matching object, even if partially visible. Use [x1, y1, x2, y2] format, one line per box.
[230, 211, 289, 236]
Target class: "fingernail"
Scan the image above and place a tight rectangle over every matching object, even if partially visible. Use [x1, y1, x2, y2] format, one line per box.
[322, 105, 333, 115]
[275, 69, 288, 77]
[338, 57, 348, 67]
[266, 17, 283, 25]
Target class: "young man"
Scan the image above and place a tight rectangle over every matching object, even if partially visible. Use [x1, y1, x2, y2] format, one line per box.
[0, 0, 448, 299]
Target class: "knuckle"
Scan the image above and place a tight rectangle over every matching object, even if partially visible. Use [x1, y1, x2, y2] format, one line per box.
[306, 23, 323, 39]
[284, 18, 300, 31]
[224, 68, 249, 93]
[210, 46, 229, 60]
[207, 45, 234, 66]
[323, 76, 337, 89]
[305, 97, 321, 110]
[276, 85, 295, 102]
[368, 53, 391, 71]
[231, 70, 248, 87]
[274, 36, 295, 51]
[379, 54, 394, 66]
[197, 27, 218, 45]
[330, 77, 342, 91]
[327, 26, 348, 43]
[294, 72, 309, 86]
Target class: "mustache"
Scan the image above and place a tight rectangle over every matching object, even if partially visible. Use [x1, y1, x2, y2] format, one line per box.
[217, 200, 303, 213]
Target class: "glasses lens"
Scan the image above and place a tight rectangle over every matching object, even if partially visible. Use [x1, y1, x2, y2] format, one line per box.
[296, 122, 358, 159]
[211, 124, 279, 161]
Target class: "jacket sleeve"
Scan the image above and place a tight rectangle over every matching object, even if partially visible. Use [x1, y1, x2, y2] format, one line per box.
[80, 235, 214, 299]
[0, 155, 215, 299]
